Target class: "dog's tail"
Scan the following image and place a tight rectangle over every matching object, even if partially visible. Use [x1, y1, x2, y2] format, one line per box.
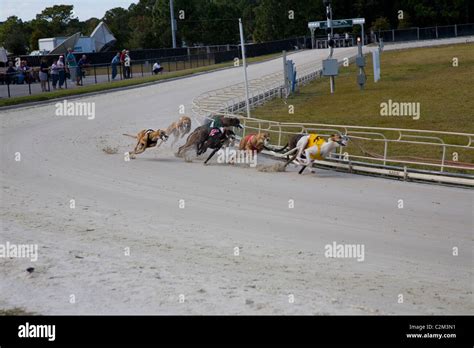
[273, 143, 289, 153]
[122, 134, 136, 139]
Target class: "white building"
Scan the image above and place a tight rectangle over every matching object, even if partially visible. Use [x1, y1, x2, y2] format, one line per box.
[37, 22, 116, 55]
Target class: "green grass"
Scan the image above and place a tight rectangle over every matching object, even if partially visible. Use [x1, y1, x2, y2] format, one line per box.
[0, 51, 287, 108]
[0, 307, 36, 315]
[251, 43, 474, 172]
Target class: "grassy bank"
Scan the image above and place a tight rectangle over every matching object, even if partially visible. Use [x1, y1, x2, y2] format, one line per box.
[250, 43, 474, 170]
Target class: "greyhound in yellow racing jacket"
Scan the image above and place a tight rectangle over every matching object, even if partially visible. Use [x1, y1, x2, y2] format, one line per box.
[294, 133, 349, 174]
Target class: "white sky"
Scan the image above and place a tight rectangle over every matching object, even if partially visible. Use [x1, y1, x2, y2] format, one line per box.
[1, 0, 139, 21]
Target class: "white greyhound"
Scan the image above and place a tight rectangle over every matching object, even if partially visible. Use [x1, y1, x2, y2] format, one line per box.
[294, 133, 349, 174]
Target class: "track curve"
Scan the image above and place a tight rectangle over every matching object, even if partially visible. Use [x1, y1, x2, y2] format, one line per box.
[1, 46, 472, 315]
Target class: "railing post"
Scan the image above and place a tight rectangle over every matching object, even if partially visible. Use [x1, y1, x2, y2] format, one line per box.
[441, 145, 446, 172]
[107, 65, 110, 82]
[7, 82, 11, 98]
[392, 29, 395, 42]
[94, 65, 97, 84]
[454, 24, 457, 37]
[278, 125, 282, 146]
[417, 27, 420, 40]
[436, 26, 439, 39]
[141, 62, 144, 77]
[28, 78, 31, 95]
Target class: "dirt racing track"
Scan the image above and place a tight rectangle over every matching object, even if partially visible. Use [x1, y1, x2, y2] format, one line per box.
[0, 43, 472, 315]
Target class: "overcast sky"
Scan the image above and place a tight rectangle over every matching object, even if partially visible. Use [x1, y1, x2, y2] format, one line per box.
[1, 0, 139, 21]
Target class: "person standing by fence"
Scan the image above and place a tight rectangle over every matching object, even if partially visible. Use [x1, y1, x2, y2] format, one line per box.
[77, 55, 88, 86]
[120, 49, 126, 78]
[51, 60, 59, 89]
[111, 52, 120, 80]
[124, 50, 131, 79]
[39, 58, 49, 92]
[5, 61, 17, 84]
[66, 48, 78, 86]
[57, 55, 65, 89]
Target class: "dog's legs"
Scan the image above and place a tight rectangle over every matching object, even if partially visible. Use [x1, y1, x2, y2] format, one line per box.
[129, 139, 147, 159]
[177, 142, 194, 157]
[284, 153, 298, 168]
[298, 150, 314, 174]
[198, 142, 209, 156]
[204, 147, 220, 165]
[171, 135, 179, 147]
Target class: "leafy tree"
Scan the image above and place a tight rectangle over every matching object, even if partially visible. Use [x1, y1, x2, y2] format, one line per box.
[0, 16, 29, 54]
[371, 17, 391, 31]
[103, 7, 132, 49]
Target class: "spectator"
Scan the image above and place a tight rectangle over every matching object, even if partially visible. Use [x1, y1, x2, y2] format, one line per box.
[66, 48, 78, 85]
[124, 50, 131, 79]
[39, 58, 49, 92]
[152, 61, 163, 75]
[77, 55, 88, 86]
[120, 49, 126, 78]
[51, 60, 59, 89]
[6, 61, 17, 84]
[57, 55, 65, 89]
[17, 60, 26, 84]
[111, 52, 120, 80]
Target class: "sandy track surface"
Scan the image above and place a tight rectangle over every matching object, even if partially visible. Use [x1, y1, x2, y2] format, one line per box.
[1, 43, 472, 315]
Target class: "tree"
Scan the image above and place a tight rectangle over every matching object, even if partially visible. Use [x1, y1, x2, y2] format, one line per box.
[103, 7, 132, 49]
[0, 16, 29, 54]
[371, 17, 391, 31]
[36, 5, 77, 34]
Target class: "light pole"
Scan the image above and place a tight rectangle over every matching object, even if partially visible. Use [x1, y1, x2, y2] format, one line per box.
[170, 0, 177, 48]
[239, 18, 251, 118]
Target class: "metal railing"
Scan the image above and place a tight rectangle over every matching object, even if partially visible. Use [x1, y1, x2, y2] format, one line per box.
[378, 23, 474, 43]
[192, 47, 474, 185]
[1, 53, 216, 98]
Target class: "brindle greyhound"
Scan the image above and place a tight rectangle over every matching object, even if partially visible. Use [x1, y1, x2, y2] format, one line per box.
[177, 116, 242, 156]
[199, 129, 236, 165]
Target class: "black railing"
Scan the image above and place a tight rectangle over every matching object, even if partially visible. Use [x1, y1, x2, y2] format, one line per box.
[377, 23, 474, 43]
[0, 53, 217, 98]
[1, 36, 310, 99]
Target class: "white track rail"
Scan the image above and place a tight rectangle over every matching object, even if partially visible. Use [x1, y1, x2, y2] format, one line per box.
[192, 46, 474, 186]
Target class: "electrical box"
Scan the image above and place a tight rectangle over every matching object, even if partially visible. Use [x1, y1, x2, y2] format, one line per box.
[322, 59, 339, 76]
[356, 56, 365, 67]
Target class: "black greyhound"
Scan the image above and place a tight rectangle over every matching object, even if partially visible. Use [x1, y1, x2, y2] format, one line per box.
[178, 116, 242, 156]
[199, 129, 236, 165]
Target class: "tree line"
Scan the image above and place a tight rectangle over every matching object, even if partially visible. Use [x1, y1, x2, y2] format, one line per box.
[1, 0, 473, 55]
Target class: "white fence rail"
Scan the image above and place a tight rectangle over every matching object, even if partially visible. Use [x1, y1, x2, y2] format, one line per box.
[192, 53, 474, 186]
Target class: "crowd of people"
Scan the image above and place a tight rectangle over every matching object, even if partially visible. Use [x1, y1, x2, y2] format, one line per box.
[2, 48, 165, 92]
[2, 48, 90, 92]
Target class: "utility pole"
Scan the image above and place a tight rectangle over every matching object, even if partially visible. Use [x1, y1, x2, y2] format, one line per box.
[325, 0, 335, 94]
[239, 18, 251, 118]
[170, 0, 177, 48]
